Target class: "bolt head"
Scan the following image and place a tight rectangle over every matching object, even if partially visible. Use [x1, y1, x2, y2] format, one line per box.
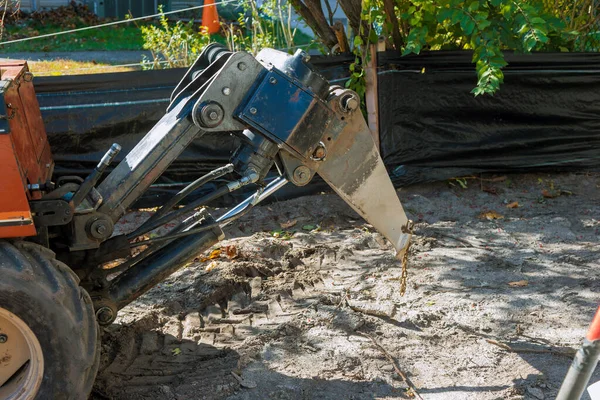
[237, 62, 247, 71]
[96, 307, 115, 325]
[249, 107, 257, 115]
[293, 166, 311, 186]
[198, 103, 224, 128]
[0, 334, 7, 343]
[313, 147, 326, 159]
[298, 50, 310, 62]
[269, 77, 277, 84]
[222, 87, 231, 96]
[90, 219, 111, 240]
[341, 95, 359, 112]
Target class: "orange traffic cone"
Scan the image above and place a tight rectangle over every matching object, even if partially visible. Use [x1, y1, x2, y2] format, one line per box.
[201, 0, 220, 34]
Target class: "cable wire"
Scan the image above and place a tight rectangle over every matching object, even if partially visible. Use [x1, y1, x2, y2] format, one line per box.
[0, 1, 238, 47]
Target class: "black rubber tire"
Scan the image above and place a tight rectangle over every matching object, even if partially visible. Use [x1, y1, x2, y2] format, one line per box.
[0, 240, 100, 399]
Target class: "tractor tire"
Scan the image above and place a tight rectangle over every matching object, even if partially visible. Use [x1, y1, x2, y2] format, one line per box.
[0, 240, 100, 400]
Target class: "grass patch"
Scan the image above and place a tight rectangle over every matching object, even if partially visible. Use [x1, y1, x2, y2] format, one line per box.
[28, 59, 138, 76]
[1, 23, 147, 52]
[1, 22, 314, 54]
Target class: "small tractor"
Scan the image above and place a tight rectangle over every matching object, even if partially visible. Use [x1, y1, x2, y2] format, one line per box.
[0, 45, 412, 399]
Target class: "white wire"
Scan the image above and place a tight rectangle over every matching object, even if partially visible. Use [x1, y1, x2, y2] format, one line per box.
[0, 0, 238, 46]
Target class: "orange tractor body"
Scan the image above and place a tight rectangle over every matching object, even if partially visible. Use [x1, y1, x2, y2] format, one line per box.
[0, 61, 53, 238]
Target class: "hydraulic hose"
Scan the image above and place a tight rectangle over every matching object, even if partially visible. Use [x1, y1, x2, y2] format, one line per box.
[138, 163, 233, 229]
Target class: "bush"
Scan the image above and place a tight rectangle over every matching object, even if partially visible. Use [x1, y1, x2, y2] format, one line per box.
[138, 7, 211, 69]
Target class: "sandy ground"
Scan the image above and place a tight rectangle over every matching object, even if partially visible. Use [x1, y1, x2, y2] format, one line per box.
[90, 172, 600, 400]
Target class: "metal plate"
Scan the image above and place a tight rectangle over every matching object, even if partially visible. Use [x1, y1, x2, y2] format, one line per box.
[316, 95, 411, 258]
[239, 70, 340, 160]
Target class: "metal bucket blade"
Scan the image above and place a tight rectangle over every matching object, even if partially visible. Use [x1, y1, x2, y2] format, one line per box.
[316, 117, 411, 258]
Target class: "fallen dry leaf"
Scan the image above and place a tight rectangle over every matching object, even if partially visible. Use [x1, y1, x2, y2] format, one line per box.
[506, 201, 519, 209]
[224, 245, 238, 259]
[542, 189, 573, 198]
[479, 210, 504, 220]
[200, 249, 221, 262]
[542, 189, 559, 199]
[280, 219, 297, 229]
[508, 280, 529, 287]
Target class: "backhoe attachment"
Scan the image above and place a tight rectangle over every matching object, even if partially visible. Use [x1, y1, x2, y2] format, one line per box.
[77, 45, 412, 324]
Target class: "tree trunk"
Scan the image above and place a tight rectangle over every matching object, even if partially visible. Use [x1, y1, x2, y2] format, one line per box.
[337, 0, 362, 37]
[288, 0, 338, 49]
[382, 0, 404, 50]
[332, 21, 350, 53]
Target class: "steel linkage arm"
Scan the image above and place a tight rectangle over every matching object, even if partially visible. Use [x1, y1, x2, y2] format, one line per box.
[89, 45, 412, 324]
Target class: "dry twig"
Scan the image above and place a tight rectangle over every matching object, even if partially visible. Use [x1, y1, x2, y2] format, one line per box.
[359, 331, 424, 400]
[486, 339, 576, 358]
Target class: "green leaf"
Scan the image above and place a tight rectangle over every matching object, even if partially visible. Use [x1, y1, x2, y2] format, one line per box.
[524, 35, 537, 51]
[353, 36, 363, 47]
[478, 19, 492, 30]
[302, 224, 317, 231]
[460, 16, 476, 35]
[439, 7, 455, 22]
[530, 17, 546, 25]
[450, 9, 463, 25]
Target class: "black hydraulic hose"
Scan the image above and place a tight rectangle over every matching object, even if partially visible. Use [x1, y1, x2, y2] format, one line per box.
[127, 185, 231, 240]
[142, 163, 233, 227]
[109, 210, 204, 276]
[129, 203, 254, 248]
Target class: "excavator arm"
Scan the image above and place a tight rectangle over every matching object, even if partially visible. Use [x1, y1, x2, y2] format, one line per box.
[54, 45, 412, 324]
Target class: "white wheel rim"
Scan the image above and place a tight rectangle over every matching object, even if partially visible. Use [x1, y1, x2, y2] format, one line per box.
[0, 307, 44, 400]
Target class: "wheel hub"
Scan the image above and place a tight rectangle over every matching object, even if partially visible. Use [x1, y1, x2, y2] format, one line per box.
[0, 307, 44, 399]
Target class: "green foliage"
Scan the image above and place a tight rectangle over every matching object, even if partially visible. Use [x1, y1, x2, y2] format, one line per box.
[349, 0, 599, 96]
[138, 1, 313, 69]
[221, 0, 315, 54]
[542, 0, 600, 51]
[138, 7, 211, 69]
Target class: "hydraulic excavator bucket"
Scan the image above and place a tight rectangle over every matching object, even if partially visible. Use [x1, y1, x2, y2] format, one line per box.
[316, 103, 412, 259]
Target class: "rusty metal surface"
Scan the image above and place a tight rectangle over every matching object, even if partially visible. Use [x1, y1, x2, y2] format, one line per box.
[316, 90, 411, 258]
[0, 61, 54, 238]
[1, 62, 53, 193]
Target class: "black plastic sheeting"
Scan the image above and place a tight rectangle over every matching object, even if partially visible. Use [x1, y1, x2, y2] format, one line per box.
[33, 51, 600, 205]
[378, 51, 600, 186]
